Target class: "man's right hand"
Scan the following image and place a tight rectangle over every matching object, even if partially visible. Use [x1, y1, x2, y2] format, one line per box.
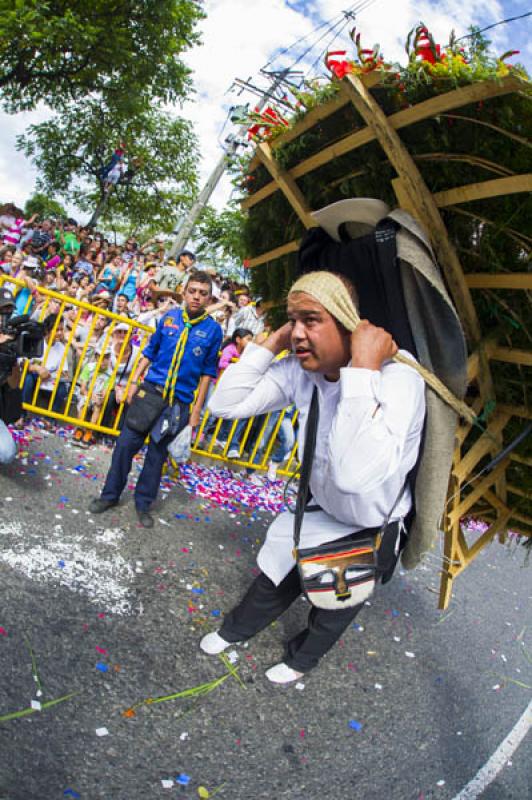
[263, 322, 292, 356]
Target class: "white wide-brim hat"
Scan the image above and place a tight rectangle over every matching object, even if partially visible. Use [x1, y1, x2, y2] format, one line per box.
[311, 198, 390, 242]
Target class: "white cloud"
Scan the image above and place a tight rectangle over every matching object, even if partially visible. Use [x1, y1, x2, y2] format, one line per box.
[0, 0, 526, 223]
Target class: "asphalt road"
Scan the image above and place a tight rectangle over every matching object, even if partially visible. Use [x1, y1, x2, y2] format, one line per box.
[0, 423, 530, 800]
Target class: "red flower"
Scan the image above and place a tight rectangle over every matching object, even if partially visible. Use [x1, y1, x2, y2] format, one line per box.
[325, 50, 352, 79]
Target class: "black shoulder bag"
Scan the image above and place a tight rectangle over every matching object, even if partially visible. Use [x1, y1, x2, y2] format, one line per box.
[293, 386, 407, 611]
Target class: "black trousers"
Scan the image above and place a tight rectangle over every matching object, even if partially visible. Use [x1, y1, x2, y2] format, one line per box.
[220, 567, 363, 673]
[219, 521, 402, 672]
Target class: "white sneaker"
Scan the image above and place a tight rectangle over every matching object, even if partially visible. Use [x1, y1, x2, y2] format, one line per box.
[199, 630, 234, 655]
[265, 662, 304, 684]
[227, 448, 240, 459]
[267, 461, 277, 481]
[216, 439, 227, 449]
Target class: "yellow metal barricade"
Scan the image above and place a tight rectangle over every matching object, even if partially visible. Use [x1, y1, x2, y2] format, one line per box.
[0, 274, 152, 436]
[1, 273, 299, 473]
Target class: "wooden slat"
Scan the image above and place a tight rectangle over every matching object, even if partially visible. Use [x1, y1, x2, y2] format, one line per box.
[242, 74, 523, 211]
[433, 174, 532, 208]
[455, 397, 483, 447]
[500, 405, 532, 421]
[255, 142, 316, 229]
[507, 483, 532, 500]
[489, 346, 532, 367]
[343, 72, 482, 345]
[467, 350, 480, 382]
[466, 273, 532, 289]
[453, 411, 511, 482]
[510, 452, 532, 466]
[449, 458, 509, 523]
[247, 239, 300, 269]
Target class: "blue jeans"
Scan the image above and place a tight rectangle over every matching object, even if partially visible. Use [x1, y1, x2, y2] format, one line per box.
[0, 419, 16, 464]
[22, 374, 68, 414]
[100, 401, 189, 510]
[251, 410, 295, 465]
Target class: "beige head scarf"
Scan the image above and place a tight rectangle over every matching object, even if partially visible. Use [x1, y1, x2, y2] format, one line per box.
[289, 271, 474, 423]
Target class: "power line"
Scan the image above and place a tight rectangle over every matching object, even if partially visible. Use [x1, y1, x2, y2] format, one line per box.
[304, 0, 377, 80]
[454, 11, 532, 42]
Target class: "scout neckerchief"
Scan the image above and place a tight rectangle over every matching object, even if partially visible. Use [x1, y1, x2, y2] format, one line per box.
[162, 307, 207, 406]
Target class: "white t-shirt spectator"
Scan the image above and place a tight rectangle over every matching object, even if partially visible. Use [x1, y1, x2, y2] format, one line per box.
[39, 340, 66, 391]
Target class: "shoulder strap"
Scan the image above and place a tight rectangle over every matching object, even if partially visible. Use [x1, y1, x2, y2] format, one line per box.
[293, 386, 319, 550]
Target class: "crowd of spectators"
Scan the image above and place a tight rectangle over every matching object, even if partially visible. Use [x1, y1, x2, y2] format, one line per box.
[0, 202, 288, 476]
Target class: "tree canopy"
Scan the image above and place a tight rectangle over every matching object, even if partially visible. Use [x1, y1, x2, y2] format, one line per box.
[24, 192, 67, 221]
[17, 98, 199, 232]
[0, 0, 204, 112]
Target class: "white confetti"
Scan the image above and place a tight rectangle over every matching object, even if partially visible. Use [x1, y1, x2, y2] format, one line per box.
[31, 700, 42, 711]
[501, 654, 507, 662]
[492, 684, 501, 691]
[5, 497, 13, 502]
[374, 683, 383, 690]
[295, 682, 305, 691]
[227, 650, 239, 664]
[55, 515, 62, 520]
[179, 732, 189, 741]
[161, 779, 174, 789]
[95, 727, 109, 737]
[436, 780, 445, 787]
[393, 636, 401, 642]
[405, 651, 415, 658]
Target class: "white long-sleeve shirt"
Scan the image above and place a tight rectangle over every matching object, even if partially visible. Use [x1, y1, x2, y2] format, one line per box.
[209, 343, 426, 583]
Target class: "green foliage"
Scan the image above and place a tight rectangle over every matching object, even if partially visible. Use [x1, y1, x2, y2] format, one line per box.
[194, 203, 248, 270]
[23, 192, 67, 220]
[17, 98, 198, 232]
[0, 0, 204, 113]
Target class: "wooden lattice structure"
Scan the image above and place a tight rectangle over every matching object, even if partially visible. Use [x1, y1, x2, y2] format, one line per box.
[239, 71, 532, 608]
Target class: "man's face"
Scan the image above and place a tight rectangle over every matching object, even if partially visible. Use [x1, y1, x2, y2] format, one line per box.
[183, 280, 211, 315]
[116, 296, 128, 311]
[41, 220, 51, 232]
[238, 293, 250, 308]
[287, 292, 351, 379]
[180, 254, 194, 270]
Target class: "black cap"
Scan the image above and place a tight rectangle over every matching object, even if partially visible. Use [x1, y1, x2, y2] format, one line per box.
[179, 249, 196, 261]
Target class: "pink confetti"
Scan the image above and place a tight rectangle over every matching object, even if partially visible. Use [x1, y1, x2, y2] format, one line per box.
[95, 646, 107, 655]
[0, 626, 8, 636]
[299, 729, 305, 739]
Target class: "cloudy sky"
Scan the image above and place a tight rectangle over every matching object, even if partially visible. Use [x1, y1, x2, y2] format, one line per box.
[0, 0, 530, 222]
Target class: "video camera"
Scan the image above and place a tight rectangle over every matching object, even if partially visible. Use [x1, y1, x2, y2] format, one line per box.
[0, 288, 45, 385]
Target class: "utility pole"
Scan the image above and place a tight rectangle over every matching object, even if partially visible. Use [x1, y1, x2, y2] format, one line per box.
[167, 67, 301, 258]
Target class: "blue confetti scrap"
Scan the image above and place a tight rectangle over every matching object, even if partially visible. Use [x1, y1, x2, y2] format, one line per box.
[58, 560, 66, 568]
[64, 791, 81, 799]
[176, 774, 191, 786]
[211, 610, 221, 617]
[96, 662, 109, 672]
[191, 588, 205, 594]
[349, 720, 363, 731]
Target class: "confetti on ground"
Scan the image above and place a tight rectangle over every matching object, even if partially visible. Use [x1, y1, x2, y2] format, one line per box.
[176, 774, 191, 786]
[295, 682, 305, 691]
[64, 790, 81, 798]
[95, 727, 109, 737]
[436, 780, 446, 787]
[96, 662, 109, 672]
[30, 700, 42, 711]
[405, 651, 415, 658]
[0, 627, 7, 636]
[161, 779, 174, 789]
[349, 720, 363, 731]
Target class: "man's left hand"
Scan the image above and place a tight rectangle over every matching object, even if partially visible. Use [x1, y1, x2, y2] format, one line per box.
[189, 406, 201, 429]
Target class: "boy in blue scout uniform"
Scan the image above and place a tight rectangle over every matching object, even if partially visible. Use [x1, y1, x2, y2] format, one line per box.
[89, 270, 222, 528]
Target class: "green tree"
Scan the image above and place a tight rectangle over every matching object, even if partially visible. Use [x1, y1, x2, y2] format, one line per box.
[0, 0, 204, 112]
[194, 203, 248, 272]
[17, 99, 198, 231]
[24, 192, 67, 221]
